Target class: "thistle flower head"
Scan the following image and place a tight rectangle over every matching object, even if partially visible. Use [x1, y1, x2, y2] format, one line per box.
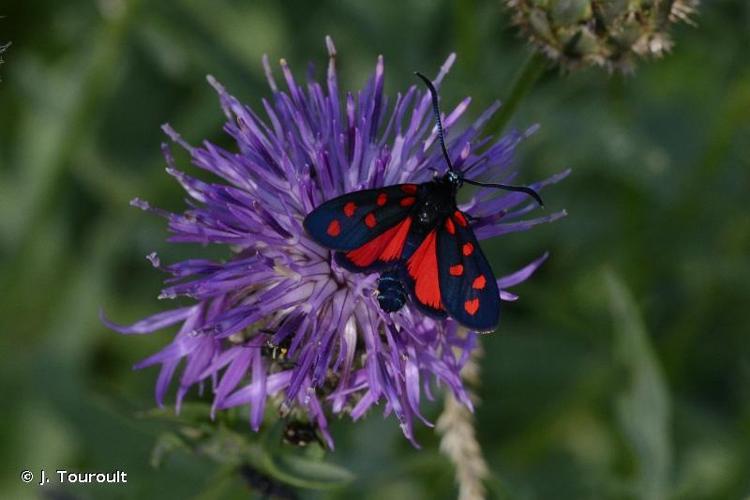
[506, 0, 699, 73]
[103, 37, 568, 447]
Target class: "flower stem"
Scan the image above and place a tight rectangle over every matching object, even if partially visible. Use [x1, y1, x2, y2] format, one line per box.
[492, 51, 547, 134]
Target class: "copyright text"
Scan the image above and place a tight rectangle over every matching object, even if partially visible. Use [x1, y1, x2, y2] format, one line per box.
[21, 469, 128, 486]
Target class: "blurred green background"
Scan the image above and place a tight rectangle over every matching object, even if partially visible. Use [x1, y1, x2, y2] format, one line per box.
[1, 0, 749, 499]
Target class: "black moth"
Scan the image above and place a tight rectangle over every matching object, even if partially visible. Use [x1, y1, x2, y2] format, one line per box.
[304, 73, 543, 332]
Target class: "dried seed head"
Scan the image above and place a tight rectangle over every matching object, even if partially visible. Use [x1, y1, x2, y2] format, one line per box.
[506, 0, 699, 73]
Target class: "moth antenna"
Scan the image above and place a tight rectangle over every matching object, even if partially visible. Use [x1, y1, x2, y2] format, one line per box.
[463, 178, 545, 207]
[415, 72, 455, 173]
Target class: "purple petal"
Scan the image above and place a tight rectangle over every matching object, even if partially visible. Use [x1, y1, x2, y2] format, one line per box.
[497, 252, 550, 289]
[101, 306, 196, 335]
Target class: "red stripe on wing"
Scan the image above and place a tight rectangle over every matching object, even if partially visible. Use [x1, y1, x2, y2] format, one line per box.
[406, 230, 444, 311]
[380, 217, 412, 261]
[345, 217, 413, 267]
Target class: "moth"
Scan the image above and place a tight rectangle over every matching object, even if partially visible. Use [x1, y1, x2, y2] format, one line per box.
[304, 73, 542, 332]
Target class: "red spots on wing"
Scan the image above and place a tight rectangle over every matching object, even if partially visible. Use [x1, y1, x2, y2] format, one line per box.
[326, 220, 341, 237]
[401, 184, 418, 194]
[449, 264, 464, 276]
[345, 217, 412, 267]
[400, 197, 416, 207]
[376, 192, 388, 206]
[464, 298, 480, 315]
[344, 202, 357, 217]
[462, 242, 474, 256]
[406, 230, 443, 310]
[365, 213, 377, 228]
[453, 210, 468, 227]
[472, 275, 486, 290]
[444, 218, 456, 234]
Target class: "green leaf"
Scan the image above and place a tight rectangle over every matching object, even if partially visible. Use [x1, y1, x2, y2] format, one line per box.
[605, 270, 672, 500]
[137, 402, 216, 424]
[142, 414, 352, 492]
[150, 432, 191, 468]
[261, 453, 355, 490]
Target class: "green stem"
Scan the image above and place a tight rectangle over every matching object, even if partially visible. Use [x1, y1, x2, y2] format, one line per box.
[491, 51, 548, 134]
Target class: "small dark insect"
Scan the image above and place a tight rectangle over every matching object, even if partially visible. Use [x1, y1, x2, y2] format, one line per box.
[247, 332, 297, 369]
[304, 73, 543, 332]
[261, 337, 297, 370]
[261, 338, 290, 361]
[282, 420, 324, 447]
[377, 268, 408, 313]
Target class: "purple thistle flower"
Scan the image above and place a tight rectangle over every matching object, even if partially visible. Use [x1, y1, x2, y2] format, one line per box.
[103, 37, 568, 448]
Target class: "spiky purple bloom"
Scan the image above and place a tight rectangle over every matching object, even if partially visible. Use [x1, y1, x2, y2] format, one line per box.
[104, 37, 568, 447]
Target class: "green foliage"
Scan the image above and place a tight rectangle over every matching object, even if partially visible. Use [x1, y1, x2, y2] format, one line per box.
[607, 270, 670, 500]
[1, 0, 749, 499]
[141, 403, 354, 491]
